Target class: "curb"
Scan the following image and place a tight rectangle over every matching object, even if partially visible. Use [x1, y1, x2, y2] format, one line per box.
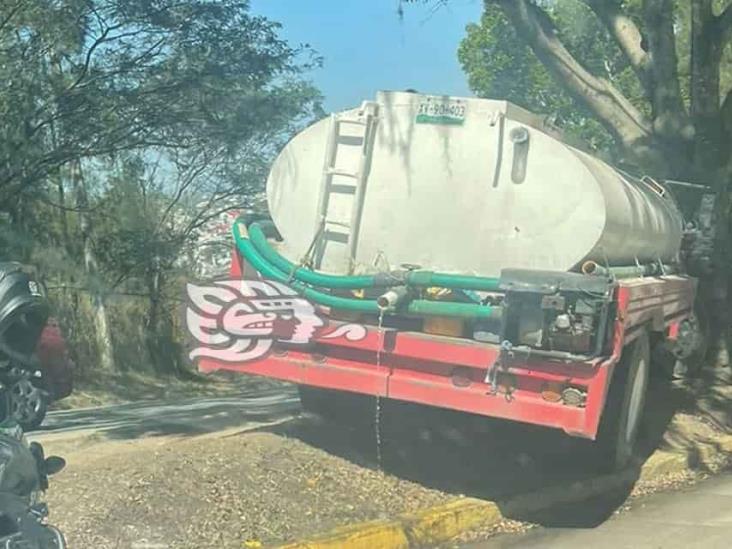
[279, 499, 502, 549]
[278, 435, 732, 549]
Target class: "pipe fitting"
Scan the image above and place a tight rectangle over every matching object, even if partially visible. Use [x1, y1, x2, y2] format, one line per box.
[377, 286, 411, 311]
[581, 261, 603, 275]
[581, 260, 676, 279]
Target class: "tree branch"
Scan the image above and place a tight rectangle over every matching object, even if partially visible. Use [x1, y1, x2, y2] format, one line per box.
[689, 0, 726, 176]
[65, 25, 117, 92]
[495, 0, 652, 151]
[585, 1, 651, 92]
[716, 3, 732, 46]
[0, 1, 23, 35]
[642, 0, 689, 135]
[157, 153, 213, 229]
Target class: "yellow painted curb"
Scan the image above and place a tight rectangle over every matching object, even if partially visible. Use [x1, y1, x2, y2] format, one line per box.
[401, 499, 502, 546]
[276, 434, 732, 548]
[279, 519, 409, 549]
[278, 499, 500, 549]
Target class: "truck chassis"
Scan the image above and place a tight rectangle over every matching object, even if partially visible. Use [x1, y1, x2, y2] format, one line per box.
[198, 249, 698, 469]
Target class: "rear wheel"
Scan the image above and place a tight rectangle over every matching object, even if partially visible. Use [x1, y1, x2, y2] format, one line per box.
[595, 331, 650, 471]
[653, 310, 708, 379]
[9, 378, 48, 431]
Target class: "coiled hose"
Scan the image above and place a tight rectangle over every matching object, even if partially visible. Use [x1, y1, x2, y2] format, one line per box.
[233, 221, 502, 320]
[247, 221, 501, 292]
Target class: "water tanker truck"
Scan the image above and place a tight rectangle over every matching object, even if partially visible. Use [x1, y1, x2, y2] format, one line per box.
[197, 91, 707, 471]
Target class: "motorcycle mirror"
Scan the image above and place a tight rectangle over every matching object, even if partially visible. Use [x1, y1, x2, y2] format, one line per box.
[45, 456, 65, 476]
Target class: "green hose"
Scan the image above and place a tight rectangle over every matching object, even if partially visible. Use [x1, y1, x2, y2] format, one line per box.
[248, 222, 375, 289]
[404, 299, 501, 319]
[247, 221, 501, 292]
[233, 222, 501, 320]
[405, 270, 502, 292]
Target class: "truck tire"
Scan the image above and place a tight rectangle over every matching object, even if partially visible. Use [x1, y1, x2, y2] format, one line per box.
[596, 331, 650, 471]
[652, 310, 708, 379]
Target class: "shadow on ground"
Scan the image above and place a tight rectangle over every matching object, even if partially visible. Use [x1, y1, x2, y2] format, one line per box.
[658, 367, 732, 460]
[38, 379, 299, 440]
[51, 369, 262, 410]
[262, 367, 730, 529]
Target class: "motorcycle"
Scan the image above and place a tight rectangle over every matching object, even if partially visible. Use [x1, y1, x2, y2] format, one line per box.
[0, 424, 66, 548]
[0, 262, 51, 430]
[0, 262, 67, 547]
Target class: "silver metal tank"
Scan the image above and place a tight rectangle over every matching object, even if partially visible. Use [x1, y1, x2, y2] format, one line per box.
[266, 91, 683, 277]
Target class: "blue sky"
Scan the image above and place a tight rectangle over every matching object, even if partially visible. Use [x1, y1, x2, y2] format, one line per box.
[250, 0, 483, 112]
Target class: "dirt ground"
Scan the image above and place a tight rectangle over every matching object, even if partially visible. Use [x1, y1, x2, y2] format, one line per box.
[42, 367, 732, 549]
[44, 426, 450, 548]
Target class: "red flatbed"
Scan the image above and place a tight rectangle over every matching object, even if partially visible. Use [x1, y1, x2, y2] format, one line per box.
[198, 252, 696, 442]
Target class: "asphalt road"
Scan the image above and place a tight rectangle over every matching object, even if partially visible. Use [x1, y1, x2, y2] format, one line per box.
[31, 382, 300, 442]
[471, 472, 732, 549]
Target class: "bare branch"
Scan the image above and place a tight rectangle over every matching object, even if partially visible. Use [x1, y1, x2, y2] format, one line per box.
[157, 155, 213, 229]
[0, 1, 24, 35]
[585, 1, 651, 91]
[185, 202, 242, 235]
[65, 24, 124, 92]
[69, 36, 167, 92]
[33, 193, 100, 213]
[495, 0, 652, 150]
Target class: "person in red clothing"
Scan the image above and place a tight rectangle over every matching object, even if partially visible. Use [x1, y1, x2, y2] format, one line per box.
[35, 319, 73, 402]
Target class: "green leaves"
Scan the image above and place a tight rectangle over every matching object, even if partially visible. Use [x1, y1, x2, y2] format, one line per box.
[458, 1, 647, 159]
[0, 0, 321, 206]
[0, 0, 321, 376]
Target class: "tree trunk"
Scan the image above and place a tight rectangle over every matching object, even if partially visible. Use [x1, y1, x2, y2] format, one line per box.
[144, 258, 184, 375]
[690, 0, 724, 176]
[709, 184, 732, 367]
[70, 160, 116, 371]
[56, 173, 70, 252]
[688, 1, 731, 367]
[488, 0, 731, 368]
[144, 258, 164, 373]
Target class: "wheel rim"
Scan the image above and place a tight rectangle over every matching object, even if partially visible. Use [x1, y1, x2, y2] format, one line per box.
[625, 357, 647, 447]
[673, 315, 703, 360]
[9, 379, 44, 425]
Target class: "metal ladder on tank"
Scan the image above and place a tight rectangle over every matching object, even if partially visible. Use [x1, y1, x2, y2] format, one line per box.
[312, 101, 379, 272]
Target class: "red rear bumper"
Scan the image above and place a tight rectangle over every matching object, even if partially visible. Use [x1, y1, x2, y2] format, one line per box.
[199, 323, 615, 439]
